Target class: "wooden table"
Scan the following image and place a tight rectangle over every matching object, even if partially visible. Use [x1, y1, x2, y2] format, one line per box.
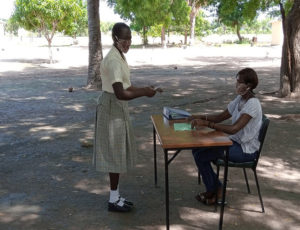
[151, 115, 233, 230]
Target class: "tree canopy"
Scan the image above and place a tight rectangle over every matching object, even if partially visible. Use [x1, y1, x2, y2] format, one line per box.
[107, 0, 190, 45]
[212, 0, 260, 41]
[63, 0, 88, 39]
[207, 0, 299, 97]
[12, 0, 87, 62]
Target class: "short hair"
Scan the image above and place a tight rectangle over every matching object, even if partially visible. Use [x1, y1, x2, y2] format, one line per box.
[112, 22, 130, 40]
[237, 68, 258, 90]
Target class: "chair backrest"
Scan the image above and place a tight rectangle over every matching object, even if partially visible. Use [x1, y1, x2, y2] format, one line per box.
[254, 114, 270, 167]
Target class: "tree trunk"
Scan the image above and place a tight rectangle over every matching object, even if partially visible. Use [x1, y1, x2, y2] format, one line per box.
[87, 0, 103, 89]
[189, 3, 200, 45]
[236, 23, 242, 42]
[43, 28, 54, 63]
[184, 29, 188, 45]
[161, 26, 166, 48]
[280, 1, 300, 97]
[143, 26, 148, 45]
[46, 38, 53, 64]
[73, 34, 79, 45]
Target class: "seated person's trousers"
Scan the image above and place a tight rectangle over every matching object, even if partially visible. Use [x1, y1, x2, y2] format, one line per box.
[192, 141, 257, 193]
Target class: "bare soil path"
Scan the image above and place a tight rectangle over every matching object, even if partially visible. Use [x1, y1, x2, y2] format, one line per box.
[0, 41, 299, 230]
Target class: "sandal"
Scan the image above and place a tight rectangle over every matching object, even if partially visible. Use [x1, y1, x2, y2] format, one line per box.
[195, 191, 216, 205]
[195, 187, 227, 206]
[204, 195, 217, 205]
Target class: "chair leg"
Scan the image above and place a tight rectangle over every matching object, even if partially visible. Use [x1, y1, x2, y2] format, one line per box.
[198, 170, 201, 185]
[253, 169, 265, 213]
[243, 168, 251, 194]
[214, 164, 220, 212]
[216, 165, 220, 183]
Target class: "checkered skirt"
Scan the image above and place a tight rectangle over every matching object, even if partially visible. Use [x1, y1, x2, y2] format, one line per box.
[93, 92, 137, 173]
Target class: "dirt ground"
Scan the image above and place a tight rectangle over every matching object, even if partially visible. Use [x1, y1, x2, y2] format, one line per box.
[0, 40, 300, 230]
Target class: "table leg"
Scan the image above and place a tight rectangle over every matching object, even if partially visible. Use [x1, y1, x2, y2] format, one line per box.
[164, 149, 169, 230]
[219, 147, 229, 230]
[153, 125, 157, 186]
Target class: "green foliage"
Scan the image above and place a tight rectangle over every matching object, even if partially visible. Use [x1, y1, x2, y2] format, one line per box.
[147, 24, 163, 38]
[107, 0, 190, 41]
[168, 24, 187, 35]
[100, 21, 114, 33]
[12, 0, 87, 42]
[212, 0, 282, 40]
[213, 0, 259, 21]
[63, 0, 88, 38]
[211, 0, 294, 39]
[108, 0, 172, 29]
[260, 0, 294, 18]
[170, 0, 190, 26]
[214, 0, 294, 21]
[206, 16, 271, 36]
[167, 0, 190, 36]
[4, 18, 20, 36]
[210, 19, 234, 34]
[106, 0, 292, 43]
[259, 0, 293, 12]
[242, 17, 272, 34]
[195, 10, 211, 37]
[217, 1, 252, 30]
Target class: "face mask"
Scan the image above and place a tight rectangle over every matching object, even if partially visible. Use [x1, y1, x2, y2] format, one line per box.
[115, 36, 131, 53]
[236, 82, 249, 96]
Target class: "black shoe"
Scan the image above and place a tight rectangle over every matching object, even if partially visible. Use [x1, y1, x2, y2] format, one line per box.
[108, 200, 132, 212]
[119, 196, 134, 206]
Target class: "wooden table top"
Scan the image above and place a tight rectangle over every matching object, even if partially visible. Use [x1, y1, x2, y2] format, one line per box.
[151, 114, 233, 150]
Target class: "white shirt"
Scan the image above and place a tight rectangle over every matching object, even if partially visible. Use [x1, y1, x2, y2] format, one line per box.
[100, 46, 131, 93]
[228, 95, 262, 154]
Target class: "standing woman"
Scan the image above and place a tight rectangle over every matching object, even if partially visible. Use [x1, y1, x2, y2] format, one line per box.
[93, 23, 157, 212]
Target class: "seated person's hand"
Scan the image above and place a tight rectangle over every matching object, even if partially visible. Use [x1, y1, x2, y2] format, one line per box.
[186, 115, 198, 122]
[191, 119, 206, 130]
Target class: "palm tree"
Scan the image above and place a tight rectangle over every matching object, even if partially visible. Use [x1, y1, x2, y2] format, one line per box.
[87, 0, 103, 89]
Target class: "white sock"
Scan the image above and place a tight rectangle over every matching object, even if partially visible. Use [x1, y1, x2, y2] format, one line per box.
[117, 186, 126, 202]
[109, 190, 119, 203]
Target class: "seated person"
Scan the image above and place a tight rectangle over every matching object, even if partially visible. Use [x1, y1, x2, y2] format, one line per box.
[189, 68, 262, 205]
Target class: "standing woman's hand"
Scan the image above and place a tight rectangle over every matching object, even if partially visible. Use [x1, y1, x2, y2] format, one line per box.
[144, 87, 156, 97]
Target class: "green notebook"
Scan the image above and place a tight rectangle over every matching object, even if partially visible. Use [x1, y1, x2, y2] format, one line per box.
[174, 123, 193, 131]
